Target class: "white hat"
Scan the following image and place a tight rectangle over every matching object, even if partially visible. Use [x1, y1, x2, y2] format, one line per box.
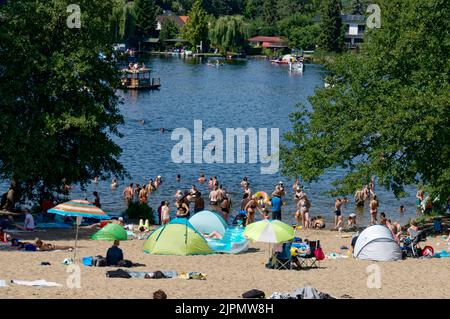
[118, 217, 124, 222]
[349, 213, 356, 218]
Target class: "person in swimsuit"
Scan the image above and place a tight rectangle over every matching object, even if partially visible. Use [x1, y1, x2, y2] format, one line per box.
[209, 186, 221, 212]
[110, 179, 118, 189]
[220, 194, 231, 222]
[295, 194, 310, 227]
[334, 198, 343, 229]
[244, 196, 260, 226]
[243, 183, 251, 198]
[122, 183, 133, 207]
[139, 186, 148, 204]
[198, 174, 206, 184]
[370, 195, 379, 225]
[35, 238, 74, 251]
[161, 201, 170, 224]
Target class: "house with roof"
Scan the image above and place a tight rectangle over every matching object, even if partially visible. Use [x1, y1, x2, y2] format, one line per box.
[313, 14, 366, 49]
[156, 10, 188, 32]
[341, 14, 366, 48]
[247, 36, 288, 49]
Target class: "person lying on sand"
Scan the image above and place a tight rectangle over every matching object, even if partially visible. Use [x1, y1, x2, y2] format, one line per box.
[35, 238, 74, 251]
[202, 231, 223, 240]
[80, 217, 124, 229]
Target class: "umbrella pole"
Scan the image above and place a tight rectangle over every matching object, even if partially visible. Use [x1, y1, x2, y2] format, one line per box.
[73, 223, 79, 262]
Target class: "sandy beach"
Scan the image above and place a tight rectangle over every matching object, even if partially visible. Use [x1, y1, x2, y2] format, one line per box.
[0, 227, 448, 299]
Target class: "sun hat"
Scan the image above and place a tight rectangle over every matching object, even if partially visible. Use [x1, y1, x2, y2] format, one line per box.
[118, 217, 124, 222]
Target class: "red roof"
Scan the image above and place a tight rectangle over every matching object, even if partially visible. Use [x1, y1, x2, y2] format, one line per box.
[248, 36, 285, 44]
[179, 16, 189, 23]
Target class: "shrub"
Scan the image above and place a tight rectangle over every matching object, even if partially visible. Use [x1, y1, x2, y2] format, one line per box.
[125, 202, 155, 224]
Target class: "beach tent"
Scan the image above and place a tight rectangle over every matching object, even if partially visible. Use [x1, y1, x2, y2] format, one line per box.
[189, 210, 228, 236]
[143, 218, 213, 256]
[92, 223, 128, 241]
[353, 225, 402, 261]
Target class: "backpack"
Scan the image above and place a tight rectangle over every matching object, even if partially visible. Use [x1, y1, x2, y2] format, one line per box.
[242, 289, 265, 299]
[314, 247, 325, 261]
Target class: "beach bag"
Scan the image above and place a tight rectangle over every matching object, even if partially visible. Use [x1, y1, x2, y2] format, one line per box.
[82, 256, 93, 266]
[314, 247, 325, 261]
[242, 289, 265, 299]
[106, 269, 131, 279]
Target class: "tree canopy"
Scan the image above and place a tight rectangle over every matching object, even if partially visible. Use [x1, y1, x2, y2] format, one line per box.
[181, 0, 209, 49]
[134, 0, 159, 44]
[281, 0, 450, 207]
[0, 0, 126, 201]
[317, 0, 343, 52]
[209, 15, 251, 54]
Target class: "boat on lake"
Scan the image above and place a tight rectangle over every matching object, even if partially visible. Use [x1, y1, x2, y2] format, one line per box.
[121, 67, 161, 90]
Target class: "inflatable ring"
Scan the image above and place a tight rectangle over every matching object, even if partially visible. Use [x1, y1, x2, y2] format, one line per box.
[253, 191, 270, 204]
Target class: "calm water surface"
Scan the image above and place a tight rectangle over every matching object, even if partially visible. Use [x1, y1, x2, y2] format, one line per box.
[2, 57, 420, 225]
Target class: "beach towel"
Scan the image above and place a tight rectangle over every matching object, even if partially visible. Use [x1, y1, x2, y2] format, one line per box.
[126, 271, 178, 279]
[0, 280, 8, 287]
[178, 272, 207, 280]
[11, 279, 62, 287]
[106, 269, 132, 279]
[291, 286, 336, 299]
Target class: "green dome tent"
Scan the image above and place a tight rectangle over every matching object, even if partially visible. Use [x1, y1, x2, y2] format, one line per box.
[143, 218, 213, 256]
[92, 223, 128, 241]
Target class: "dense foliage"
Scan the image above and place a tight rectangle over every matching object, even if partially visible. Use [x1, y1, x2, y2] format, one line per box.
[281, 0, 450, 207]
[0, 0, 126, 202]
[209, 16, 251, 54]
[107, 0, 370, 51]
[125, 202, 156, 223]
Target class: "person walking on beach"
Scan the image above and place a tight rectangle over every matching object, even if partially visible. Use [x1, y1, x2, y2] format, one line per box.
[123, 183, 133, 207]
[296, 194, 311, 228]
[161, 201, 170, 224]
[334, 198, 343, 229]
[370, 195, 379, 225]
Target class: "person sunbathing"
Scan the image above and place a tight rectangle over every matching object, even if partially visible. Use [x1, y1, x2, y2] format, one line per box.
[202, 231, 223, 240]
[35, 238, 73, 251]
[80, 217, 124, 229]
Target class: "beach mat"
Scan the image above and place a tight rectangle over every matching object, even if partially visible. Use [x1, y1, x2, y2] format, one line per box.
[11, 279, 62, 287]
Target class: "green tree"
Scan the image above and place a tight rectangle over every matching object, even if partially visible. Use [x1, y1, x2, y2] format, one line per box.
[288, 23, 321, 50]
[181, 0, 209, 50]
[262, 0, 278, 25]
[134, 0, 158, 44]
[159, 17, 180, 49]
[281, 0, 450, 207]
[317, 0, 343, 52]
[0, 0, 126, 202]
[209, 15, 250, 54]
[244, 0, 262, 19]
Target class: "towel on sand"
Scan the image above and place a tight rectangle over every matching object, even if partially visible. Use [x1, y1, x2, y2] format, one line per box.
[11, 279, 62, 287]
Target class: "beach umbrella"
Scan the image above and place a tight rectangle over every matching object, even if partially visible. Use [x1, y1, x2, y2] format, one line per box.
[48, 200, 110, 262]
[244, 219, 294, 259]
[244, 219, 294, 243]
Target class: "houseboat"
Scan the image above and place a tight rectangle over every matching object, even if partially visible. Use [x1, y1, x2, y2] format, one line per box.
[121, 67, 161, 90]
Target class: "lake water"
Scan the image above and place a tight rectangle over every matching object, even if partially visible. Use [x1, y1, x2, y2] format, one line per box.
[2, 56, 420, 226]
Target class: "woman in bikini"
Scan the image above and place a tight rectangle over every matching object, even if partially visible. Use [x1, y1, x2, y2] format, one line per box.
[244, 196, 260, 226]
[220, 195, 231, 222]
[370, 195, 379, 225]
[35, 238, 74, 251]
[161, 201, 170, 224]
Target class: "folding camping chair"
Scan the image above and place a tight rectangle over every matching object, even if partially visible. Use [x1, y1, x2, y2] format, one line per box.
[272, 242, 292, 270]
[402, 230, 427, 258]
[297, 240, 321, 269]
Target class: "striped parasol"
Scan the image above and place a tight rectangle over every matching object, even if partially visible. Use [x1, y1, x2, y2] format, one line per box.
[48, 200, 110, 219]
[48, 200, 110, 262]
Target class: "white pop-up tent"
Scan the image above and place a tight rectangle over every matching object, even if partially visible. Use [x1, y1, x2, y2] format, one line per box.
[353, 225, 402, 261]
